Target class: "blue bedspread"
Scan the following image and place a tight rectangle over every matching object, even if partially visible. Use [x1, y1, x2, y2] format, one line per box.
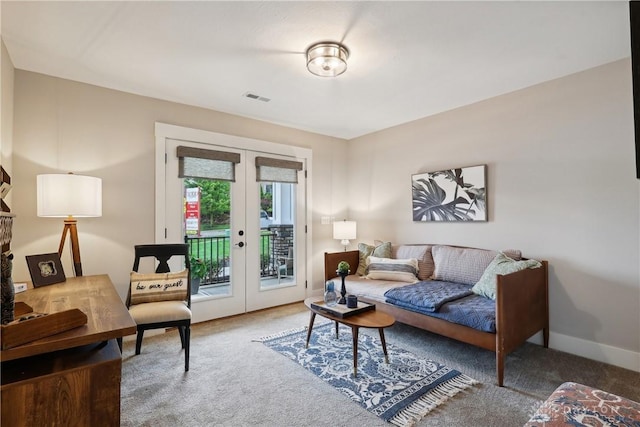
[384, 281, 473, 312]
[384, 281, 497, 333]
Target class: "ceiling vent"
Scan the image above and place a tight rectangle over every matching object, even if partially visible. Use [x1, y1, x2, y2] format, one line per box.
[242, 92, 270, 103]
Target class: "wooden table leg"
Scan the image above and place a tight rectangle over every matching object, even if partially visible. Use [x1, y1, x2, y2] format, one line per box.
[305, 312, 316, 348]
[351, 326, 359, 376]
[379, 328, 389, 364]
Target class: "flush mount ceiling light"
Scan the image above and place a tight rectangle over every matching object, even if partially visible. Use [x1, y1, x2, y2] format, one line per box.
[306, 42, 349, 77]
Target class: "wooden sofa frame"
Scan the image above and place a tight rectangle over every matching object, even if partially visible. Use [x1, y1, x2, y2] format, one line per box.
[324, 249, 549, 387]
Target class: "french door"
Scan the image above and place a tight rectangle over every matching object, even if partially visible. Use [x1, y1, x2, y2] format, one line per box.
[156, 124, 310, 323]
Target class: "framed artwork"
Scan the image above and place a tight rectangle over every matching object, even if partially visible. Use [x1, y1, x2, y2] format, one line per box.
[412, 164, 487, 222]
[26, 253, 66, 287]
[0, 182, 12, 199]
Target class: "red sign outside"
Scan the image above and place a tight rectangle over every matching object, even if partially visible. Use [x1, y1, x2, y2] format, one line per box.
[184, 187, 201, 236]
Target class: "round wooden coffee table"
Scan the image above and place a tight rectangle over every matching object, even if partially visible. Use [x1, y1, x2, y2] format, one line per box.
[303, 297, 395, 376]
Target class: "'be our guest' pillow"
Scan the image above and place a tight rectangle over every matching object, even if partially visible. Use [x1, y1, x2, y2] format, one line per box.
[130, 269, 189, 305]
[471, 253, 542, 300]
[366, 256, 419, 283]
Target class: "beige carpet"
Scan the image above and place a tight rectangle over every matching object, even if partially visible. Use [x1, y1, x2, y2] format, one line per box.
[121, 302, 640, 426]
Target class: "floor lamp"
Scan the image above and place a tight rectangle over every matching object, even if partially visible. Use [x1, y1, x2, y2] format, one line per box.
[37, 173, 102, 277]
[333, 220, 357, 251]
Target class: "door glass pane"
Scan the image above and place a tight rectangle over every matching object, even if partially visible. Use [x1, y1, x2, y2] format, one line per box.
[184, 178, 232, 297]
[259, 182, 295, 290]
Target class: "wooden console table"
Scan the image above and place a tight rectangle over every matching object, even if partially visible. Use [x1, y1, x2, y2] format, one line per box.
[1, 274, 136, 426]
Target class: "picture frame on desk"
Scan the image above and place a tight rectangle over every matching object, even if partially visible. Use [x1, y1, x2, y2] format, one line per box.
[0, 182, 11, 199]
[26, 253, 66, 288]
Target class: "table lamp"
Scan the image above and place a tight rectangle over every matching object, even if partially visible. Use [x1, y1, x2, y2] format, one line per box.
[333, 220, 356, 251]
[37, 173, 102, 277]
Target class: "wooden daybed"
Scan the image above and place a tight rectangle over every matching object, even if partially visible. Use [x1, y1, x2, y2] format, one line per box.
[324, 248, 549, 387]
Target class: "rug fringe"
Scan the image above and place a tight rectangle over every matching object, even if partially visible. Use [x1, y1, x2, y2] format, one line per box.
[388, 374, 478, 427]
[253, 320, 332, 343]
[252, 326, 307, 342]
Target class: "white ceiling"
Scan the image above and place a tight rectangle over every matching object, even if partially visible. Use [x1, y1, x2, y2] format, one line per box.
[0, 1, 631, 139]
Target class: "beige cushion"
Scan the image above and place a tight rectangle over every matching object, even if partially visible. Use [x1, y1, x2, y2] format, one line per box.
[129, 300, 192, 324]
[392, 244, 434, 280]
[130, 269, 189, 305]
[356, 241, 392, 275]
[366, 256, 419, 283]
[432, 245, 496, 286]
[432, 245, 524, 285]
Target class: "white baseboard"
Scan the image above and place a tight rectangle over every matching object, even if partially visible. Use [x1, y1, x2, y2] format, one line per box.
[527, 331, 640, 373]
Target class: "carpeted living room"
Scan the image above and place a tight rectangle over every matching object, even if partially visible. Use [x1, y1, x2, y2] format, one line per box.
[119, 303, 640, 426]
[2, 2, 640, 427]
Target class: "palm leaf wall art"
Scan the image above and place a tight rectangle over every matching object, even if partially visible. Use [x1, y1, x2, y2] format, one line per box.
[412, 165, 487, 222]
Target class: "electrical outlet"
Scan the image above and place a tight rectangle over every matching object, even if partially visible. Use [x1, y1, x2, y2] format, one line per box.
[14, 282, 27, 293]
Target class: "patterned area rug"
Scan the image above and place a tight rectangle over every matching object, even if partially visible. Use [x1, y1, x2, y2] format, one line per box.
[256, 322, 478, 427]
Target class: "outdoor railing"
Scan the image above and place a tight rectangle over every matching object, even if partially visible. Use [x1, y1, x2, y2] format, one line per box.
[186, 231, 281, 285]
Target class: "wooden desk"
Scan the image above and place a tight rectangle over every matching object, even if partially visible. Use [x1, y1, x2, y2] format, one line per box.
[1, 275, 136, 426]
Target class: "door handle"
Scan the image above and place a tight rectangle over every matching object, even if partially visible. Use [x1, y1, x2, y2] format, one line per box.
[235, 242, 245, 248]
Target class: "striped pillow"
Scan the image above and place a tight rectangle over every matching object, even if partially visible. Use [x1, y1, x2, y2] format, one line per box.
[366, 256, 419, 283]
[356, 241, 392, 276]
[130, 269, 189, 305]
[392, 244, 434, 280]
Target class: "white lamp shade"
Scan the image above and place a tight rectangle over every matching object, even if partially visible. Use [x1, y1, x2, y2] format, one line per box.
[37, 174, 102, 217]
[333, 220, 357, 240]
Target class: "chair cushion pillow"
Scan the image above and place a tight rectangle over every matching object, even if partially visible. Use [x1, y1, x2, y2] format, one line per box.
[366, 256, 419, 283]
[356, 241, 392, 275]
[472, 253, 542, 300]
[129, 300, 192, 324]
[130, 269, 189, 305]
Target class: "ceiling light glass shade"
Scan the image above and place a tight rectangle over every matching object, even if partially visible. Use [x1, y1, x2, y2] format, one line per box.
[306, 42, 349, 77]
[37, 174, 102, 217]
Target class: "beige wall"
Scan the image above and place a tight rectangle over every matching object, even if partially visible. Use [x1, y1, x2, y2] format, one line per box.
[11, 71, 348, 299]
[1, 39, 14, 201]
[8, 58, 640, 370]
[349, 58, 639, 369]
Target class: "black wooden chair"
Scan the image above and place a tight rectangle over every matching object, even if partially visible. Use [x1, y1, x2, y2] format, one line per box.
[126, 243, 191, 371]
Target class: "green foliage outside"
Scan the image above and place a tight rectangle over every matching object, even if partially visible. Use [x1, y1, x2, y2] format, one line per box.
[184, 178, 278, 280]
[185, 178, 273, 230]
[189, 237, 230, 262]
[185, 178, 230, 231]
[260, 185, 273, 216]
[188, 231, 276, 281]
[189, 256, 209, 279]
